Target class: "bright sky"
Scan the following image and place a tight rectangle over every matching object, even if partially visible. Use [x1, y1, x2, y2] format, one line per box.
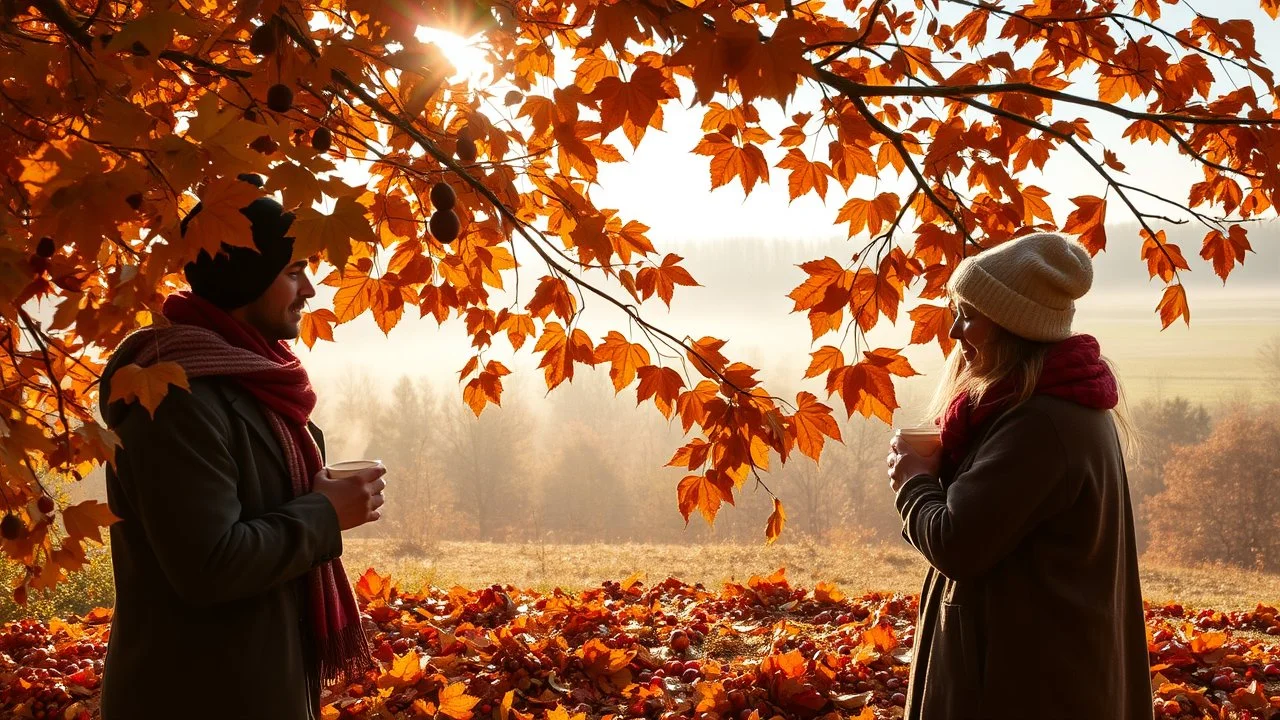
[300, 2, 1280, 414]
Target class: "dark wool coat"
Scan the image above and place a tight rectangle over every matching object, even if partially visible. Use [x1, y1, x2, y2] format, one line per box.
[895, 396, 1152, 720]
[99, 352, 342, 720]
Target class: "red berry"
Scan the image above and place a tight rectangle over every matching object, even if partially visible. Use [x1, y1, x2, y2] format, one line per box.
[891, 693, 906, 707]
[1264, 663, 1280, 677]
[1211, 674, 1235, 690]
[125, 192, 143, 210]
[669, 630, 690, 653]
[37, 237, 55, 258]
[37, 496, 55, 515]
[681, 667, 700, 683]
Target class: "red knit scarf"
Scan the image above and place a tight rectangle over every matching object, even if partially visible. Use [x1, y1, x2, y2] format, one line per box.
[112, 292, 373, 687]
[939, 334, 1118, 475]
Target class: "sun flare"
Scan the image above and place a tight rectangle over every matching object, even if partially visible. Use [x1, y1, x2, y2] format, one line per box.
[415, 26, 491, 85]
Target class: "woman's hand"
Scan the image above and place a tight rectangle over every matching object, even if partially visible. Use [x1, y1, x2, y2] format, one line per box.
[887, 434, 941, 492]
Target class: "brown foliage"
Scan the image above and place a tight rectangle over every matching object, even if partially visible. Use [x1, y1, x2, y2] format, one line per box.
[1145, 411, 1280, 572]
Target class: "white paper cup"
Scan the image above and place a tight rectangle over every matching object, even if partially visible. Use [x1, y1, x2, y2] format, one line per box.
[326, 459, 385, 480]
[895, 427, 942, 457]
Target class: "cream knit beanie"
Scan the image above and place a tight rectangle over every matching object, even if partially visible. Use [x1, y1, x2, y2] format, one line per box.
[947, 232, 1093, 342]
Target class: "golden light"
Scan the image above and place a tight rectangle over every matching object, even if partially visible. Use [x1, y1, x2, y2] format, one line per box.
[415, 26, 491, 85]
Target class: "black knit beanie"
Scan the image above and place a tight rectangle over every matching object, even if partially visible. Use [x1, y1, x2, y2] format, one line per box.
[181, 174, 296, 310]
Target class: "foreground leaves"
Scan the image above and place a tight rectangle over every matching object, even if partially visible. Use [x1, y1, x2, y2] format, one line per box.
[3, 0, 1278, 576]
[4, 572, 1280, 720]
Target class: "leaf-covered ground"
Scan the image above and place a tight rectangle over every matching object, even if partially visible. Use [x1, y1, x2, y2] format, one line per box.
[2, 569, 1279, 719]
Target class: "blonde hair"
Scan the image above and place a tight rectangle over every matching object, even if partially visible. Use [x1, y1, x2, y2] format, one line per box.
[925, 311, 1133, 451]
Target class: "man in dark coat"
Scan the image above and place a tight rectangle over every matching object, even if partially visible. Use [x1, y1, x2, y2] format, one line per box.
[99, 175, 386, 719]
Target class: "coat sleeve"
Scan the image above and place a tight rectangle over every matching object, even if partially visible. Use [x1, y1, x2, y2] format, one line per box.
[112, 382, 343, 609]
[894, 404, 1078, 582]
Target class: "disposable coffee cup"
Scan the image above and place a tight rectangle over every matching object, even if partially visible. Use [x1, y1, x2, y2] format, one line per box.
[895, 427, 942, 457]
[326, 459, 385, 479]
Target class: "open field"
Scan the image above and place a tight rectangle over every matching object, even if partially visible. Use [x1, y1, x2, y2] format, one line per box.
[340, 539, 1280, 613]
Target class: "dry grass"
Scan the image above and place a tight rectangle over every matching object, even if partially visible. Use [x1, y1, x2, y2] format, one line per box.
[340, 539, 1280, 612]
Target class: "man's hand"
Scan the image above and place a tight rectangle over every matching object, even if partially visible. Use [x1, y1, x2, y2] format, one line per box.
[313, 465, 386, 531]
[887, 434, 941, 493]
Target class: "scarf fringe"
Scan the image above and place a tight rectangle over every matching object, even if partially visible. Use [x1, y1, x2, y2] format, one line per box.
[319, 619, 378, 688]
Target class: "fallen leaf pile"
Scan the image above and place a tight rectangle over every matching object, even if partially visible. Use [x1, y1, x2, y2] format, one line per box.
[2, 570, 1278, 719]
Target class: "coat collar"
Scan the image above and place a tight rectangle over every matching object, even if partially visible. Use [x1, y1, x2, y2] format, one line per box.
[215, 383, 326, 475]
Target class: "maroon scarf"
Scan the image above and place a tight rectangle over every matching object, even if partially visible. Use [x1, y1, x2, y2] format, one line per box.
[939, 334, 1118, 475]
[113, 292, 373, 687]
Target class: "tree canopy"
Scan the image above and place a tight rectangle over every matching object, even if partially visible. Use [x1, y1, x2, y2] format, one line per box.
[1, 0, 1277, 596]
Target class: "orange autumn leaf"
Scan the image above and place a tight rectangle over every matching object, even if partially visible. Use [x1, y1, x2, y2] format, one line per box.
[1157, 284, 1191, 329]
[108, 362, 190, 417]
[804, 346, 845, 379]
[677, 471, 735, 525]
[291, 195, 378, 270]
[595, 331, 651, 392]
[181, 176, 263, 257]
[788, 392, 842, 462]
[355, 568, 392, 603]
[636, 254, 699, 308]
[765, 499, 786, 544]
[1200, 225, 1252, 282]
[636, 365, 685, 419]
[60, 500, 119, 547]
[693, 131, 770, 194]
[814, 581, 846, 604]
[1062, 195, 1108, 256]
[835, 192, 900, 238]
[534, 323, 595, 390]
[1141, 229, 1191, 282]
[299, 309, 338, 349]
[907, 304, 955, 355]
[776, 149, 832, 201]
[464, 361, 511, 416]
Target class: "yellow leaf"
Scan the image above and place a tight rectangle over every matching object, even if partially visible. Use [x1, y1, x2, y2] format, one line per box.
[108, 362, 190, 417]
[499, 690, 515, 720]
[377, 650, 424, 689]
[439, 681, 481, 720]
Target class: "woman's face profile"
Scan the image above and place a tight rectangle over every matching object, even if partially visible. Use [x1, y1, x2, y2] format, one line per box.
[949, 301, 999, 371]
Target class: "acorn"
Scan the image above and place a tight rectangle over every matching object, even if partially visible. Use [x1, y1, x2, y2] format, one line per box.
[430, 181, 456, 211]
[1, 513, 23, 541]
[249, 22, 277, 56]
[311, 127, 332, 152]
[266, 84, 293, 113]
[430, 209, 461, 243]
[456, 126, 478, 164]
